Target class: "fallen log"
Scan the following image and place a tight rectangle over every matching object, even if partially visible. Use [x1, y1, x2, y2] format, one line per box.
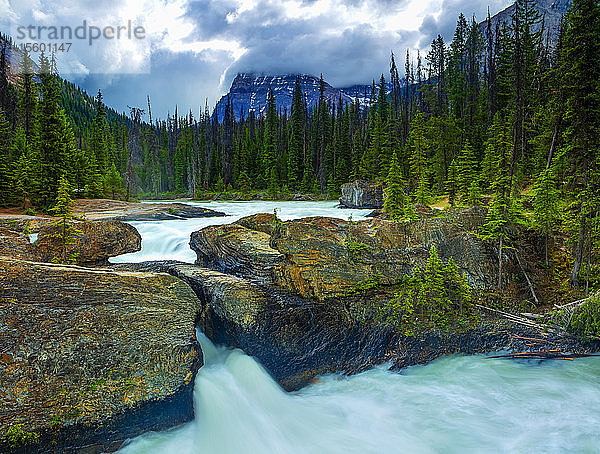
[487, 349, 600, 361]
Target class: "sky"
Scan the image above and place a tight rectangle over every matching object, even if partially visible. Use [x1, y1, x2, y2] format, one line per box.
[1, 0, 512, 119]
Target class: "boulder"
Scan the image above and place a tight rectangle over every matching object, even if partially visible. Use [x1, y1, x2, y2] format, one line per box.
[0, 217, 53, 233]
[110, 261, 396, 391]
[36, 220, 142, 266]
[234, 213, 277, 236]
[0, 258, 203, 453]
[111, 261, 599, 394]
[190, 223, 284, 283]
[272, 208, 497, 300]
[339, 180, 384, 209]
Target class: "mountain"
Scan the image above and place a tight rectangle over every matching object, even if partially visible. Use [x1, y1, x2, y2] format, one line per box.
[214, 73, 356, 121]
[214, 73, 400, 121]
[481, 0, 571, 43]
[216, 1, 571, 122]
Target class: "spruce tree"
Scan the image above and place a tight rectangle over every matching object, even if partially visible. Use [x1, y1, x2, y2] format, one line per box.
[384, 151, 407, 220]
[446, 159, 459, 206]
[105, 163, 124, 199]
[263, 88, 278, 191]
[288, 76, 304, 190]
[89, 90, 108, 175]
[35, 54, 77, 208]
[532, 167, 561, 266]
[49, 175, 80, 264]
[560, 0, 600, 287]
[457, 140, 476, 198]
[409, 112, 428, 193]
[480, 119, 513, 290]
[0, 109, 12, 206]
[18, 49, 37, 142]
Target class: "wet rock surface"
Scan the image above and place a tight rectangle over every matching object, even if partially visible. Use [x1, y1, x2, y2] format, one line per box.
[36, 220, 142, 266]
[0, 258, 203, 453]
[112, 261, 600, 393]
[339, 180, 384, 209]
[190, 223, 284, 284]
[72, 199, 226, 222]
[181, 208, 600, 391]
[0, 227, 39, 261]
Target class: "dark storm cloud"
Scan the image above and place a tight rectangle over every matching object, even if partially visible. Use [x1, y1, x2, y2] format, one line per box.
[72, 0, 512, 118]
[418, 0, 511, 47]
[77, 47, 234, 119]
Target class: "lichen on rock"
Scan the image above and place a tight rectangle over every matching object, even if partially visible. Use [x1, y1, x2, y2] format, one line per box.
[0, 258, 203, 453]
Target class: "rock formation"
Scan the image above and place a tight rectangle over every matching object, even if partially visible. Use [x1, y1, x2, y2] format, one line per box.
[191, 208, 496, 301]
[339, 180, 384, 209]
[36, 220, 142, 266]
[0, 258, 203, 453]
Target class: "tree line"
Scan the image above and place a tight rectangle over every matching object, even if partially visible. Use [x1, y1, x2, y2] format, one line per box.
[0, 0, 598, 291]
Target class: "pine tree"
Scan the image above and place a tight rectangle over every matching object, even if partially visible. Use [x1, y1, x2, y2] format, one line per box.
[384, 151, 407, 220]
[423, 245, 448, 322]
[560, 0, 600, 287]
[446, 159, 459, 206]
[90, 90, 108, 174]
[532, 167, 561, 266]
[105, 163, 123, 199]
[456, 140, 476, 198]
[18, 49, 37, 142]
[288, 76, 304, 190]
[10, 127, 31, 207]
[48, 175, 80, 264]
[263, 88, 278, 191]
[480, 119, 513, 290]
[35, 54, 77, 208]
[0, 109, 12, 206]
[467, 179, 482, 205]
[409, 112, 428, 193]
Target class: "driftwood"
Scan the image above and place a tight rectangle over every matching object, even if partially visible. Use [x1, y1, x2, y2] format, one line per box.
[474, 304, 541, 329]
[513, 251, 539, 305]
[487, 349, 600, 361]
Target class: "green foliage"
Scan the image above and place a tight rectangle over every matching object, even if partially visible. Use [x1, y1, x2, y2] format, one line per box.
[569, 295, 600, 338]
[378, 247, 477, 332]
[345, 216, 371, 260]
[343, 273, 384, 296]
[4, 424, 39, 448]
[456, 140, 476, 199]
[532, 167, 561, 265]
[384, 151, 410, 220]
[48, 175, 80, 264]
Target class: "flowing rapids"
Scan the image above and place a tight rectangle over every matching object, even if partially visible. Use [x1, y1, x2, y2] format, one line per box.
[118, 333, 600, 454]
[113, 201, 600, 453]
[110, 201, 371, 263]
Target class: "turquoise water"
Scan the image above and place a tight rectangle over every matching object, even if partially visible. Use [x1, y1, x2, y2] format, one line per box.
[119, 333, 600, 454]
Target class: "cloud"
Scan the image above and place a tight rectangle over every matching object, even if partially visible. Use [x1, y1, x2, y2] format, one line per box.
[418, 0, 511, 47]
[2, 0, 513, 118]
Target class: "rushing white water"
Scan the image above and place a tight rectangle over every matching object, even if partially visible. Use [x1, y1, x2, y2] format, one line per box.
[113, 201, 600, 453]
[110, 201, 371, 263]
[119, 333, 600, 454]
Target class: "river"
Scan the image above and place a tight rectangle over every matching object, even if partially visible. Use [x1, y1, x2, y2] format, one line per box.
[115, 201, 600, 454]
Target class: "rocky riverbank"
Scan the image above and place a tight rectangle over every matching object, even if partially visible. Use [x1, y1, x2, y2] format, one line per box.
[1, 203, 598, 452]
[0, 258, 203, 453]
